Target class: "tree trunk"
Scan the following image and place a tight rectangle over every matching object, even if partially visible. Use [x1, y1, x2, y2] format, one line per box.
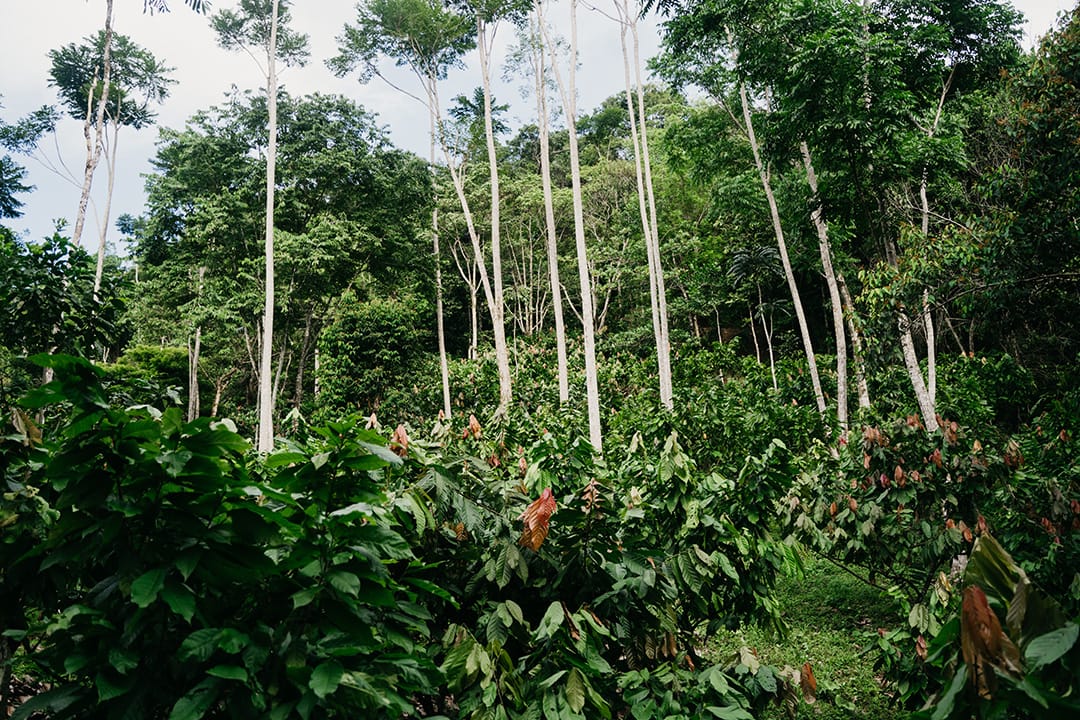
[837, 273, 871, 409]
[801, 142, 848, 432]
[93, 121, 121, 297]
[900, 313, 939, 431]
[632, 9, 673, 410]
[430, 96, 453, 419]
[73, 0, 114, 248]
[739, 83, 827, 417]
[188, 325, 201, 422]
[293, 308, 314, 429]
[477, 18, 513, 415]
[544, 0, 603, 450]
[187, 265, 206, 422]
[257, 0, 280, 453]
[533, 6, 569, 404]
[618, 0, 672, 411]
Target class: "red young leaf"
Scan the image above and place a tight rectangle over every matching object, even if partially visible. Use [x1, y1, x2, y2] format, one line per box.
[519, 488, 557, 551]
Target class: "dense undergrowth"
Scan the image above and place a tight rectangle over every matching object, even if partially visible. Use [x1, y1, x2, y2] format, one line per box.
[2, 348, 1079, 718]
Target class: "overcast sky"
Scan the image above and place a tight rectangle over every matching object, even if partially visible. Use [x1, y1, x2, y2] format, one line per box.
[0, 0, 1073, 244]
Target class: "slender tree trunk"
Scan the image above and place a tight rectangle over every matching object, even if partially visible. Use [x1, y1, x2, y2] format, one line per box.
[900, 314, 939, 431]
[257, 0, 280, 453]
[801, 142, 848, 432]
[477, 19, 513, 414]
[73, 0, 114, 248]
[748, 301, 761, 363]
[187, 265, 206, 422]
[430, 95, 452, 419]
[544, 0, 602, 450]
[533, 8, 569, 405]
[739, 83, 827, 417]
[631, 8, 673, 410]
[94, 122, 120, 296]
[617, 1, 672, 411]
[188, 325, 202, 421]
[293, 308, 313, 428]
[837, 273, 871, 409]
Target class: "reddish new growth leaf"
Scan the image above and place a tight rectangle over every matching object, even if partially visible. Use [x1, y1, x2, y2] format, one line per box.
[390, 424, 410, 457]
[800, 662, 817, 703]
[366, 412, 379, 430]
[915, 634, 928, 661]
[519, 487, 557, 551]
[463, 414, 482, 440]
[961, 585, 1022, 699]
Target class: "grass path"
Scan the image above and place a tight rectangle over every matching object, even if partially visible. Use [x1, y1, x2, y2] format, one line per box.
[709, 550, 907, 719]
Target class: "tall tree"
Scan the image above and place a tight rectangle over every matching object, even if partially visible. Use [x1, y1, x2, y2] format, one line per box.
[49, 31, 176, 296]
[213, 0, 309, 452]
[332, 0, 475, 419]
[524, 7, 570, 403]
[451, 0, 530, 414]
[541, 0, 603, 450]
[613, 0, 673, 410]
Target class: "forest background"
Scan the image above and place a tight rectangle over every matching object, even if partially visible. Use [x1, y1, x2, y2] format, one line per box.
[2, 0, 1079, 718]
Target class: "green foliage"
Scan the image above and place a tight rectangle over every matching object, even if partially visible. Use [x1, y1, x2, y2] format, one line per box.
[316, 289, 433, 416]
[913, 535, 1080, 719]
[3, 355, 439, 718]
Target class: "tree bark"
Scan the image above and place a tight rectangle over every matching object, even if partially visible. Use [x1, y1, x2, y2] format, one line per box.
[739, 83, 827, 417]
[430, 95, 453, 419]
[477, 18, 513, 415]
[256, 0, 280, 453]
[837, 273, 871, 409]
[73, 0, 114, 248]
[544, 0, 603, 450]
[801, 142, 848, 432]
[533, 6, 569, 405]
[617, 0, 673, 410]
[94, 121, 121, 297]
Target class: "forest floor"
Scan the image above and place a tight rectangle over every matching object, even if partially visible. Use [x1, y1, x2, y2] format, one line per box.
[708, 550, 906, 719]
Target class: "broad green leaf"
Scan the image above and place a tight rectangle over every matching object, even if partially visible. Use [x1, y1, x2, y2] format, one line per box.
[179, 628, 222, 662]
[162, 583, 197, 622]
[310, 661, 345, 698]
[1025, 624, 1079, 669]
[539, 670, 568, 689]
[931, 664, 968, 720]
[536, 601, 565, 640]
[565, 668, 585, 713]
[207, 664, 248, 682]
[715, 552, 739, 581]
[706, 706, 753, 719]
[327, 570, 361, 597]
[168, 678, 220, 720]
[264, 451, 308, 468]
[95, 670, 134, 701]
[217, 628, 250, 654]
[291, 588, 318, 609]
[130, 568, 167, 608]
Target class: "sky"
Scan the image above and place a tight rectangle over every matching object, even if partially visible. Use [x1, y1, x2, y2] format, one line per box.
[0, 0, 1074, 245]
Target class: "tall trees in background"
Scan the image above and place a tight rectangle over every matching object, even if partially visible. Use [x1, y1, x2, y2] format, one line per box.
[212, 0, 309, 451]
[541, 0, 603, 449]
[49, 31, 175, 296]
[331, 0, 474, 420]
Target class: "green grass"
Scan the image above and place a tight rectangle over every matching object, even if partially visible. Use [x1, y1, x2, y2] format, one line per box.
[708, 550, 907, 719]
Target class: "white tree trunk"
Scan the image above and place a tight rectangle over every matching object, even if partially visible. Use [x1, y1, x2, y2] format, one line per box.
[188, 325, 201, 422]
[544, 0, 602, 450]
[477, 19, 513, 414]
[73, 0, 114, 248]
[617, 0, 673, 411]
[532, 23, 570, 404]
[900, 314, 939, 431]
[800, 142, 848, 432]
[837, 273, 871, 409]
[94, 121, 121, 297]
[430, 100, 452, 419]
[739, 84, 827, 417]
[256, 0, 280, 453]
